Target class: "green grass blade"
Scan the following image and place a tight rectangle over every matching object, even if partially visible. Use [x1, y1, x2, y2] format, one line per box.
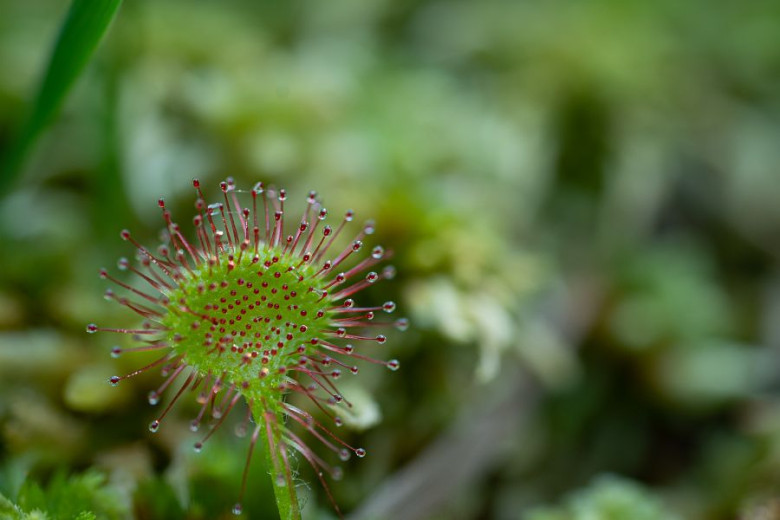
[0, 0, 122, 195]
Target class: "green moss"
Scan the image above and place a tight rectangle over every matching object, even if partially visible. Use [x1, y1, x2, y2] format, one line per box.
[1, 470, 127, 520]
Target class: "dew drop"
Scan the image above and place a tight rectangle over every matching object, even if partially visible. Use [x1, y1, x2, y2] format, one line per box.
[383, 301, 396, 313]
[334, 417, 343, 427]
[110, 346, 121, 358]
[148, 420, 160, 433]
[350, 366, 359, 375]
[366, 272, 378, 283]
[395, 318, 410, 331]
[148, 391, 160, 405]
[387, 359, 400, 371]
[375, 334, 387, 343]
[232, 503, 243, 515]
[189, 420, 200, 432]
[193, 442, 203, 453]
[332, 467, 344, 481]
[86, 323, 98, 334]
[331, 369, 342, 379]
[339, 449, 350, 461]
[108, 376, 120, 386]
[355, 448, 367, 458]
[343, 299, 354, 308]
[371, 246, 384, 259]
[276, 473, 286, 486]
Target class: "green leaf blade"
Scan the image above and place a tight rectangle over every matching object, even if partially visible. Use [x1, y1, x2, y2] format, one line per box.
[0, 0, 122, 192]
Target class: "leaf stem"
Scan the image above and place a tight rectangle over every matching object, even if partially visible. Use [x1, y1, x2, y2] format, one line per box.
[254, 400, 301, 520]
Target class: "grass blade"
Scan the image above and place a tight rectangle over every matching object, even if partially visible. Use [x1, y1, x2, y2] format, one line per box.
[0, 0, 122, 195]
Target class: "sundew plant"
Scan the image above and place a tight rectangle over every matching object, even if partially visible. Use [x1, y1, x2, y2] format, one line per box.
[88, 179, 406, 518]
[7, 0, 780, 518]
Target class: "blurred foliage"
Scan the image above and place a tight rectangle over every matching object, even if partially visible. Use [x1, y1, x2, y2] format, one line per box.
[1, 0, 780, 519]
[525, 475, 681, 520]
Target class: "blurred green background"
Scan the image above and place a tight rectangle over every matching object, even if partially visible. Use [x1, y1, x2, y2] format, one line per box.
[1, 0, 780, 518]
